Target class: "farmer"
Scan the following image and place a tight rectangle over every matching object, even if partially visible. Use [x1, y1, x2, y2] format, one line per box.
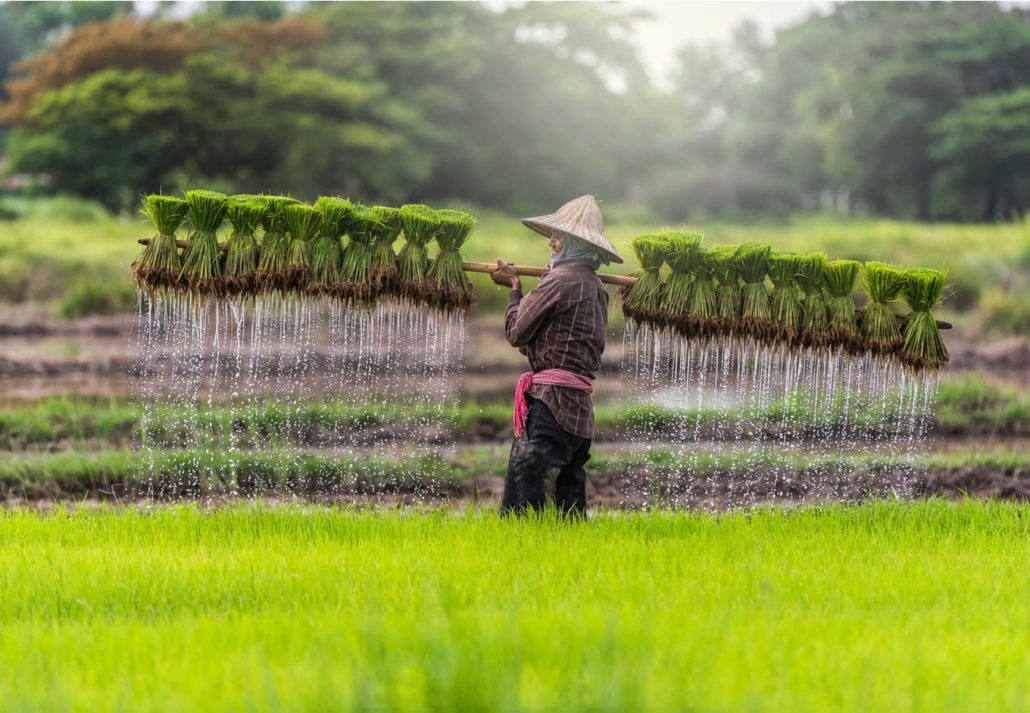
[490, 195, 623, 516]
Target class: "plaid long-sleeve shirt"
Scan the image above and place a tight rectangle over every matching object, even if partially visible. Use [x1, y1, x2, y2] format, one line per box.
[505, 259, 609, 439]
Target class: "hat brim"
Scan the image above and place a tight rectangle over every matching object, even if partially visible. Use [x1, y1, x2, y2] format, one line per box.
[520, 217, 624, 264]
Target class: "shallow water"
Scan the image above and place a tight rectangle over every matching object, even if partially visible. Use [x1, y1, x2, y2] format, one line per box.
[620, 322, 939, 509]
[132, 291, 467, 502]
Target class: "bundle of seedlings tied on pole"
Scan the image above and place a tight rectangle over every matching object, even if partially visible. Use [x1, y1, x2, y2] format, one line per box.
[133, 191, 473, 311]
[254, 196, 300, 294]
[179, 190, 228, 300]
[223, 196, 267, 298]
[132, 194, 189, 297]
[307, 197, 350, 297]
[617, 230, 952, 380]
[397, 204, 441, 305]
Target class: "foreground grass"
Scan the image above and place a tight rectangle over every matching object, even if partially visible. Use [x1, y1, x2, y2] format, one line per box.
[0, 501, 1027, 711]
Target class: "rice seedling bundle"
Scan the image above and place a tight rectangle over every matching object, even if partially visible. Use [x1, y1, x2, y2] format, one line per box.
[861, 261, 906, 352]
[688, 246, 719, 335]
[736, 243, 773, 338]
[255, 196, 300, 294]
[712, 245, 741, 331]
[900, 268, 949, 370]
[281, 203, 321, 291]
[620, 233, 670, 326]
[308, 197, 351, 297]
[796, 252, 829, 345]
[660, 231, 703, 332]
[132, 194, 189, 294]
[824, 259, 862, 346]
[398, 204, 442, 303]
[339, 204, 383, 306]
[369, 206, 403, 297]
[223, 197, 267, 298]
[769, 252, 805, 341]
[180, 190, 228, 299]
[426, 209, 477, 313]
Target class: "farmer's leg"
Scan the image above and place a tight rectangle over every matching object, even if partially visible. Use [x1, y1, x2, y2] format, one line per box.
[555, 438, 590, 517]
[501, 398, 573, 515]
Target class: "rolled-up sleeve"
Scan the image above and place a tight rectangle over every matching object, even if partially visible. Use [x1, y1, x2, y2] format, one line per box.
[504, 275, 560, 348]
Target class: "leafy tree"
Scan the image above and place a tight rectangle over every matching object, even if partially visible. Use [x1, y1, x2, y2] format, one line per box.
[932, 88, 1030, 220]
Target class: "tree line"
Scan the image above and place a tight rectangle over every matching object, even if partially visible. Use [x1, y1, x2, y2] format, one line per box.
[0, 1, 1027, 221]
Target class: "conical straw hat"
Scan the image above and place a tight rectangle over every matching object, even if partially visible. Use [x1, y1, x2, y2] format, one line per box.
[521, 195, 623, 264]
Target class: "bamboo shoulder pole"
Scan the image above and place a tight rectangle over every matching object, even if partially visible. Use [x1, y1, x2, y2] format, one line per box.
[134, 240, 636, 286]
[134, 239, 950, 328]
[460, 260, 637, 288]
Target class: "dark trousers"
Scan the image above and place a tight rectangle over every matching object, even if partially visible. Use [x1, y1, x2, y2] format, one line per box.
[501, 397, 592, 517]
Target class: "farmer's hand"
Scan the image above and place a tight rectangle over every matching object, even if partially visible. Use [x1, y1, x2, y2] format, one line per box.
[492, 260, 521, 291]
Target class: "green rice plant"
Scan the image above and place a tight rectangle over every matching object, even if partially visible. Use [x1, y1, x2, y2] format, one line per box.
[824, 259, 862, 347]
[660, 231, 703, 332]
[398, 204, 442, 303]
[281, 203, 321, 291]
[736, 243, 773, 339]
[797, 252, 829, 345]
[369, 206, 403, 297]
[3, 502, 1029, 712]
[308, 197, 351, 297]
[769, 252, 805, 340]
[688, 246, 718, 333]
[861, 261, 906, 352]
[254, 196, 300, 294]
[900, 267, 949, 371]
[426, 208, 477, 313]
[179, 189, 228, 299]
[712, 245, 741, 332]
[620, 232, 670, 326]
[339, 204, 384, 306]
[224, 197, 267, 298]
[132, 194, 188, 294]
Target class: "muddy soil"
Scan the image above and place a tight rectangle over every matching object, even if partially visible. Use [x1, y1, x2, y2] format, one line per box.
[5, 461, 1028, 512]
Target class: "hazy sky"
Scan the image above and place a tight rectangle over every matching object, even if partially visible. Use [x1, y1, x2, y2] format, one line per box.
[627, 1, 829, 84]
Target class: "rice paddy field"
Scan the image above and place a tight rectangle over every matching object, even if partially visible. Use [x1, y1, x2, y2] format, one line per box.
[2, 501, 1029, 711]
[2, 201, 1029, 710]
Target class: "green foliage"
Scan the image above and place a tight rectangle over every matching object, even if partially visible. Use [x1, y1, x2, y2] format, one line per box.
[255, 196, 299, 293]
[180, 190, 228, 297]
[769, 253, 804, 335]
[224, 197, 266, 296]
[977, 287, 1030, 336]
[660, 231, 703, 325]
[622, 233, 670, 321]
[398, 204, 442, 300]
[1, 503, 1030, 710]
[797, 253, 829, 337]
[713, 245, 741, 321]
[282, 203, 321, 289]
[736, 243, 772, 324]
[427, 209, 476, 313]
[861, 262, 906, 347]
[140, 194, 189, 237]
[900, 268, 949, 369]
[339, 204, 382, 304]
[688, 247, 717, 321]
[369, 206, 403, 294]
[824, 260, 861, 338]
[59, 279, 135, 318]
[308, 197, 351, 295]
[132, 194, 189, 293]
[185, 189, 228, 234]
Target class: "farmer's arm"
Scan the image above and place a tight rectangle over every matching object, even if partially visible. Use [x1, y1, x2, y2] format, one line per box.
[504, 272, 560, 348]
